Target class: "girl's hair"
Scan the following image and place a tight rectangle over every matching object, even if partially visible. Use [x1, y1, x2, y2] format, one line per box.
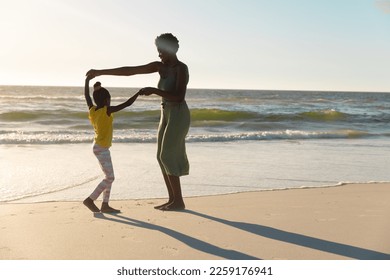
[155, 33, 179, 54]
[92, 82, 111, 106]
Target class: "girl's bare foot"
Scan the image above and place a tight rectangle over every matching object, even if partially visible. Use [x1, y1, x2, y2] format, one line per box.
[83, 197, 100, 213]
[101, 202, 121, 213]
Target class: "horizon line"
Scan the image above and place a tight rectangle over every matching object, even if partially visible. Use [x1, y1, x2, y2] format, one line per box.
[0, 83, 389, 94]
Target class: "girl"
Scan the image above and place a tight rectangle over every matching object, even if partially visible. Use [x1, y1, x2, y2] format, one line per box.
[83, 77, 139, 213]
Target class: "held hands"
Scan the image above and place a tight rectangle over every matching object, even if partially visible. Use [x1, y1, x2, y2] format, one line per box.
[86, 69, 100, 79]
[139, 87, 155, 96]
[85, 74, 93, 82]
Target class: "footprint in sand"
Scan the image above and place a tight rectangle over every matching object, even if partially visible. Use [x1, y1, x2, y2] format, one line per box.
[316, 218, 337, 222]
[0, 247, 12, 258]
[161, 246, 179, 256]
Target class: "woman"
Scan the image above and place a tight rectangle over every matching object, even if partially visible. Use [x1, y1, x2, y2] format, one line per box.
[87, 33, 190, 211]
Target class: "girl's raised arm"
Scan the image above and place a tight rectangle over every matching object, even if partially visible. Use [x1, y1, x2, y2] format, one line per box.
[84, 77, 93, 109]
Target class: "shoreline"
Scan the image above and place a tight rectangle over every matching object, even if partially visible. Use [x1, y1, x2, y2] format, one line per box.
[2, 181, 390, 205]
[2, 140, 390, 204]
[1, 183, 389, 260]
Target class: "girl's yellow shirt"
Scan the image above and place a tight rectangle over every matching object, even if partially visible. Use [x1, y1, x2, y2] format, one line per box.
[89, 106, 113, 148]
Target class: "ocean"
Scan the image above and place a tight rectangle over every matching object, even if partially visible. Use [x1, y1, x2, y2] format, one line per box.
[1, 85, 389, 203]
[1, 86, 390, 144]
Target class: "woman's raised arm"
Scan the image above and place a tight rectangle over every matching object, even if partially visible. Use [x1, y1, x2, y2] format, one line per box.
[86, 62, 160, 78]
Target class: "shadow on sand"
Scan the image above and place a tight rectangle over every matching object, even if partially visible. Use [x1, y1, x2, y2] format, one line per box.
[184, 210, 389, 260]
[95, 213, 259, 260]
[95, 210, 389, 260]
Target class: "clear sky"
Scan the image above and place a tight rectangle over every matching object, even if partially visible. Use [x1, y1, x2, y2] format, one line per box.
[1, 0, 389, 91]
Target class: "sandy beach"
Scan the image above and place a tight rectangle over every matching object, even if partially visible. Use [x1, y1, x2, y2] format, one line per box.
[1, 183, 389, 260]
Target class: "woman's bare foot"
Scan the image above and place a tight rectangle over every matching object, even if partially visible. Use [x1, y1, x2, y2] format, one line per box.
[154, 201, 172, 210]
[83, 197, 100, 213]
[160, 201, 185, 211]
[101, 202, 121, 213]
